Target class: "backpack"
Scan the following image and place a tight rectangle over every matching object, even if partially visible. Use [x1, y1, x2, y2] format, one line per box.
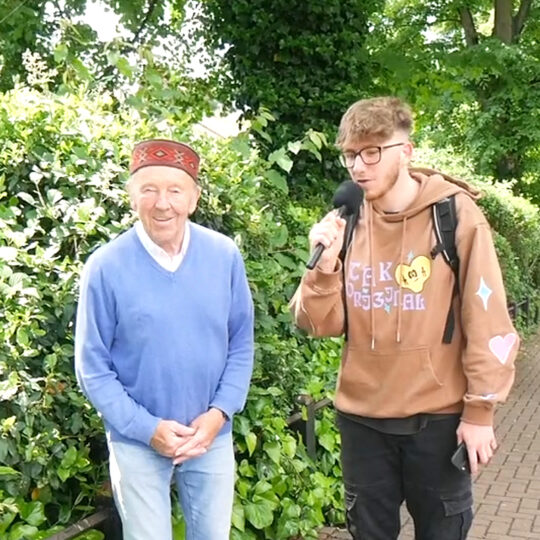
[340, 195, 459, 343]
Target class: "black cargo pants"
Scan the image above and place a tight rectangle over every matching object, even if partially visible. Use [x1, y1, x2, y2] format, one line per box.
[337, 413, 473, 540]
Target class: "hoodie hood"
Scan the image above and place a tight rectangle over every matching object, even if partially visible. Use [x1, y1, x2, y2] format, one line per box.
[372, 167, 481, 222]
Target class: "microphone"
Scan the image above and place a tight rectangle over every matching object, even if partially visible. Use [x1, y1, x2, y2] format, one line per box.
[306, 181, 364, 270]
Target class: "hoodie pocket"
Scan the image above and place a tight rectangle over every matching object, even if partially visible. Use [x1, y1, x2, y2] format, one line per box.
[339, 346, 443, 417]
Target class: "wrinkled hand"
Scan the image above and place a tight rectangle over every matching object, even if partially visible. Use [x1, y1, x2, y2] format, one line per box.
[172, 408, 227, 465]
[150, 420, 197, 458]
[456, 421, 497, 475]
[308, 211, 346, 272]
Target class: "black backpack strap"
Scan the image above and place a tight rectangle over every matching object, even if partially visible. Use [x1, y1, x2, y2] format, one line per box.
[431, 196, 459, 343]
[340, 207, 360, 340]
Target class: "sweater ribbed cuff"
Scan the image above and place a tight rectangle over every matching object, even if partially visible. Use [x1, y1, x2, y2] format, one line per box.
[304, 260, 343, 291]
[460, 403, 495, 426]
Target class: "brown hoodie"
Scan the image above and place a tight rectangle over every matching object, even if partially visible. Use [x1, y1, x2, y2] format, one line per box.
[291, 168, 518, 426]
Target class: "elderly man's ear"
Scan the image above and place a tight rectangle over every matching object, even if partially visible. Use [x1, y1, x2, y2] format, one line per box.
[188, 187, 201, 215]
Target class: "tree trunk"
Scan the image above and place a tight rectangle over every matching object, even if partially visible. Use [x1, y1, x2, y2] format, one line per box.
[459, 8, 478, 46]
[493, 0, 513, 44]
[513, 0, 533, 40]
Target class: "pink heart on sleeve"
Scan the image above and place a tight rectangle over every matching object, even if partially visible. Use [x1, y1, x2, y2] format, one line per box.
[488, 333, 517, 365]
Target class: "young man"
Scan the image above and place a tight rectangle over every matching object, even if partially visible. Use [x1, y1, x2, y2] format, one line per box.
[75, 139, 254, 540]
[290, 97, 518, 539]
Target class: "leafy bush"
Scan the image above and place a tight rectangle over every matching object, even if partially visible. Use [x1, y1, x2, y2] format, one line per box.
[414, 145, 540, 306]
[0, 84, 538, 539]
[0, 84, 345, 538]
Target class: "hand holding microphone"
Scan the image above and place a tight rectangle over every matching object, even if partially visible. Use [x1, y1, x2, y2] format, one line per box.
[306, 181, 363, 271]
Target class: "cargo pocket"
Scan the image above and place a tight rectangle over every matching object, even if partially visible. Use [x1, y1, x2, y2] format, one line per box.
[344, 490, 359, 539]
[441, 490, 473, 539]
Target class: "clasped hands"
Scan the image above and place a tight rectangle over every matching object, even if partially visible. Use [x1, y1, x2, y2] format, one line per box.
[150, 408, 226, 465]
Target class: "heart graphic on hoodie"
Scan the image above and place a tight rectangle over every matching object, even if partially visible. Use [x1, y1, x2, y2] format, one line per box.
[489, 333, 517, 364]
[395, 256, 431, 293]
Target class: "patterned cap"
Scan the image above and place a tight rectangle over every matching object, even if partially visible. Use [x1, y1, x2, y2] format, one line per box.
[130, 139, 200, 181]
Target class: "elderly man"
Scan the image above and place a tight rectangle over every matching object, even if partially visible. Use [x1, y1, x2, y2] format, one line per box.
[75, 139, 254, 540]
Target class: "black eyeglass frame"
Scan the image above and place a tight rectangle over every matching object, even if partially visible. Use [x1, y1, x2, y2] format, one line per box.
[339, 142, 406, 168]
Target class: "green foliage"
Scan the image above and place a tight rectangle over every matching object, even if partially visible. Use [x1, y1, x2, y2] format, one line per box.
[0, 87, 146, 537]
[0, 83, 346, 537]
[367, 0, 540, 194]
[0, 0, 174, 91]
[414, 144, 540, 307]
[196, 0, 384, 145]
[1, 68, 538, 540]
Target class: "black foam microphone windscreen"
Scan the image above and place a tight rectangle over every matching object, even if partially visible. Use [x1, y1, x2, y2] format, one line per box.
[306, 181, 363, 270]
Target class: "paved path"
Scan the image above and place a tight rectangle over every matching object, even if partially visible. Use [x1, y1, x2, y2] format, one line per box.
[318, 329, 540, 540]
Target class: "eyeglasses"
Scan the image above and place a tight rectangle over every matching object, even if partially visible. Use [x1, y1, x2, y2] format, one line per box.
[339, 142, 405, 168]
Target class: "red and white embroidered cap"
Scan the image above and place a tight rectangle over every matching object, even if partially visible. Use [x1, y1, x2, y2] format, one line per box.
[129, 139, 200, 182]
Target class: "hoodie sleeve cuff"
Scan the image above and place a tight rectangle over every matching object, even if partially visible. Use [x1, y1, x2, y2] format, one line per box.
[460, 403, 495, 426]
[304, 260, 343, 292]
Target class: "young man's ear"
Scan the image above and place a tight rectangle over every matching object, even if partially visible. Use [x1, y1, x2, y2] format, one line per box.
[401, 140, 414, 165]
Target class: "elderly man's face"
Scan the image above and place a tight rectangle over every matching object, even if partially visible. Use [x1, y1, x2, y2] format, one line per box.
[129, 165, 200, 255]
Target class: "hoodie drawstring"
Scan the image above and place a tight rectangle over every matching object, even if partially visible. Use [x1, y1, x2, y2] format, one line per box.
[368, 202, 376, 350]
[396, 216, 408, 344]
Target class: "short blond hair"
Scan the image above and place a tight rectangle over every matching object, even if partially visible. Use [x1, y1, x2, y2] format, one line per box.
[336, 96, 413, 148]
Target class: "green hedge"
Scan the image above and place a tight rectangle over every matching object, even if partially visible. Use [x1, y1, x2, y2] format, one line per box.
[414, 145, 540, 312]
[0, 86, 538, 540]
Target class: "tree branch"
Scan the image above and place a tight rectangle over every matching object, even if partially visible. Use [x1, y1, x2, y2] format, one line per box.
[459, 7, 478, 47]
[513, 0, 532, 40]
[130, 0, 159, 45]
[52, 0, 68, 20]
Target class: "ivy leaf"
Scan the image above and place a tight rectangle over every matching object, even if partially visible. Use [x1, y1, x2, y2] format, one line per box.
[0, 466, 20, 477]
[60, 446, 77, 469]
[53, 44, 68, 63]
[245, 432, 257, 456]
[270, 225, 288, 248]
[234, 415, 250, 436]
[18, 501, 46, 527]
[264, 170, 288, 194]
[319, 431, 335, 453]
[244, 499, 274, 530]
[287, 141, 302, 154]
[0, 511, 16, 534]
[230, 137, 251, 159]
[268, 149, 293, 173]
[0, 373, 19, 401]
[282, 437, 297, 459]
[231, 501, 245, 531]
[273, 253, 297, 270]
[263, 440, 281, 464]
[57, 468, 70, 482]
[16, 327, 29, 347]
[6, 522, 39, 540]
[308, 131, 323, 149]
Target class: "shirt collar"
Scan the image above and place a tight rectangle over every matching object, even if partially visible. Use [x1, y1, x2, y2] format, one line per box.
[135, 220, 191, 271]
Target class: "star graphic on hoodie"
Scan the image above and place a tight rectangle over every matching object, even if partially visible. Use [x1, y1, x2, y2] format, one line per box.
[476, 277, 492, 311]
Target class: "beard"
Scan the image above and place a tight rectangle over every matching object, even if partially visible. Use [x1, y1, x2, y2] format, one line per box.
[364, 160, 401, 201]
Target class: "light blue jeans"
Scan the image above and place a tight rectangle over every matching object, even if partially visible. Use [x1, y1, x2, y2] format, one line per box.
[108, 432, 235, 540]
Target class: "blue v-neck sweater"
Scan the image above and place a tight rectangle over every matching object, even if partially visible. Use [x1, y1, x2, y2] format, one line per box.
[75, 224, 254, 446]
